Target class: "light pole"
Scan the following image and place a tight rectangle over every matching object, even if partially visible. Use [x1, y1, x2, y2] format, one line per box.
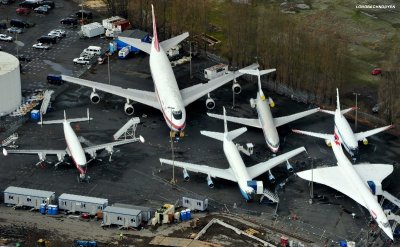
[107, 53, 111, 84]
[167, 106, 176, 185]
[189, 41, 192, 79]
[353, 92, 360, 131]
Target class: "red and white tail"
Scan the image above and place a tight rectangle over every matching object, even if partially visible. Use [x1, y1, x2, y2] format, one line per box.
[151, 4, 160, 52]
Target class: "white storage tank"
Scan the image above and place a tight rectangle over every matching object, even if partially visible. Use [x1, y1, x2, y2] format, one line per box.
[0, 52, 21, 116]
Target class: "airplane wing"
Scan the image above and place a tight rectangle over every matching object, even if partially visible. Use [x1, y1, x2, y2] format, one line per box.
[160, 32, 189, 52]
[247, 147, 306, 179]
[297, 166, 367, 208]
[3, 148, 67, 161]
[159, 158, 237, 182]
[62, 75, 160, 110]
[353, 164, 393, 185]
[292, 129, 333, 141]
[207, 113, 261, 128]
[274, 108, 320, 127]
[180, 63, 259, 106]
[118, 37, 151, 54]
[354, 125, 393, 142]
[83, 138, 142, 157]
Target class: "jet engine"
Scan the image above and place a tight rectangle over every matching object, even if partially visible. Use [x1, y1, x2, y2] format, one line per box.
[206, 175, 214, 188]
[232, 83, 241, 94]
[124, 103, 134, 115]
[250, 98, 256, 108]
[206, 97, 215, 110]
[286, 161, 294, 173]
[269, 97, 275, 108]
[363, 138, 368, 145]
[325, 139, 332, 147]
[268, 170, 276, 183]
[183, 169, 190, 181]
[90, 91, 100, 104]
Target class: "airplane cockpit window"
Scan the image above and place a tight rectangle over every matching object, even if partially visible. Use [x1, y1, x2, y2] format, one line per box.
[172, 110, 182, 120]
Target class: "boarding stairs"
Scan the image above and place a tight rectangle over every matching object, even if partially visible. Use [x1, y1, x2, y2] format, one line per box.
[1, 133, 18, 148]
[259, 188, 279, 204]
[40, 90, 54, 115]
[113, 117, 140, 140]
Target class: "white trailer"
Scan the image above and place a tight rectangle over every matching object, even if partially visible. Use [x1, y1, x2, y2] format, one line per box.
[204, 63, 229, 80]
[80, 22, 104, 38]
[182, 196, 208, 211]
[102, 16, 123, 30]
[102, 206, 143, 228]
[58, 193, 108, 215]
[4, 186, 55, 209]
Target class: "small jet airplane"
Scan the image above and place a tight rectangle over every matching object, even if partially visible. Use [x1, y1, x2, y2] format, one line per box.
[293, 88, 393, 160]
[2, 110, 144, 182]
[62, 4, 258, 137]
[207, 68, 319, 153]
[160, 107, 306, 201]
[296, 135, 394, 240]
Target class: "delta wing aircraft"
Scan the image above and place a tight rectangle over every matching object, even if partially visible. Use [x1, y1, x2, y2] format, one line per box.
[160, 107, 306, 201]
[2, 110, 144, 182]
[297, 135, 394, 240]
[62, 4, 258, 137]
[208, 68, 319, 153]
[293, 88, 393, 160]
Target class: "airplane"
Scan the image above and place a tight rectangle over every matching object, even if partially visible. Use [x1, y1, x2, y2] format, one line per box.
[296, 135, 394, 240]
[62, 4, 258, 137]
[293, 88, 393, 160]
[2, 110, 145, 182]
[207, 68, 319, 153]
[160, 107, 307, 201]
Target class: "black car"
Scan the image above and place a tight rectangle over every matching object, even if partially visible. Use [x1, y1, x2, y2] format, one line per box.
[37, 35, 57, 44]
[19, 1, 40, 9]
[17, 54, 31, 62]
[0, 23, 6, 29]
[60, 17, 78, 26]
[38, 0, 54, 8]
[75, 10, 92, 19]
[10, 19, 34, 28]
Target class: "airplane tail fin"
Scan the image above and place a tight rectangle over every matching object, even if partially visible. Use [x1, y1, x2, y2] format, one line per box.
[151, 4, 160, 52]
[336, 88, 341, 112]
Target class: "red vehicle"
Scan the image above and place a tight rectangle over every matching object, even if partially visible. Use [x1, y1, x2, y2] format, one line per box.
[16, 7, 31, 15]
[371, 68, 382, 76]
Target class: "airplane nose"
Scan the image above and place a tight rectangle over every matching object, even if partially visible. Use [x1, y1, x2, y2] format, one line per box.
[384, 226, 394, 240]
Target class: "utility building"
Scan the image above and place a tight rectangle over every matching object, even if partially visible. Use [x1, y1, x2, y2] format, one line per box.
[182, 196, 208, 211]
[3, 186, 55, 209]
[58, 193, 108, 215]
[113, 203, 154, 222]
[102, 205, 143, 228]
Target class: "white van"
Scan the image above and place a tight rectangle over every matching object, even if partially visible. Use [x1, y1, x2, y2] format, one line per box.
[83, 46, 102, 55]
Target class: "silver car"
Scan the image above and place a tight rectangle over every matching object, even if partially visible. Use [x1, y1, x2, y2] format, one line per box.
[7, 27, 23, 34]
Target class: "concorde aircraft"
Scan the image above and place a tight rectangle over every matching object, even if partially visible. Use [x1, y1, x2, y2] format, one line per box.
[160, 107, 306, 201]
[62, 4, 258, 137]
[293, 88, 393, 160]
[297, 135, 394, 240]
[207, 68, 319, 153]
[2, 110, 144, 182]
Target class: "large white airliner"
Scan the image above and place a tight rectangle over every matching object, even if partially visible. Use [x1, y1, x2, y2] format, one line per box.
[208, 68, 319, 153]
[293, 88, 393, 160]
[2, 111, 144, 182]
[160, 107, 306, 201]
[62, 4, 257, 136]
[297, 136, 394, 240]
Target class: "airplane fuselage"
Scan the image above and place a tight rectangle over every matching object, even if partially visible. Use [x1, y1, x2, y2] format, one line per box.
[62, 121, 87, 175]
[332, 142, 392, 238]
[334, 110, 359, 157]
[223, 136, 255, 200]
[150, 39, 186, 132]
[254, 92, 280, 152]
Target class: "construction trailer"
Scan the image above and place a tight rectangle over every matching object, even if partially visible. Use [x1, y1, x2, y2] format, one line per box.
[115, 29, 150, 53]
[204, 64, 229, 80]
[102, 205, 143, 228]
[3, 186, 55, 209]
[58, 193, 108, 215]
[182, 196, 208, 211]
[113, 203, 155, 222]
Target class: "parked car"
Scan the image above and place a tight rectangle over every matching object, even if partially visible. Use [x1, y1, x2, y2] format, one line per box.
[0, 34, 13, 42]
[73, 57, 91, 65]
[10, 19, 34, 28]
[32, 42, 50, 49]
[17, 54, 31, 62]
[34, 6, 49, 14]
[75, 10, 92, 19]
[48, 29, 66, 38]
[19, 1, 40, 9]
[37, 35, 57, 44]
[60, 17, 78, 26]
[0, 23, 6, 29]
[47, 74, 63, 85]
[371, 68, 382, 76]
[38, 0, 54, 8]
[16, 7, 31, 15]
[1, 0, 15, 4]
[51, 29, 66, 36]
[7, 27, 23, 34]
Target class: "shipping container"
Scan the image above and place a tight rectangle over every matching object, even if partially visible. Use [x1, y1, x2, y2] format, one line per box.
[80, 22, 104, 38]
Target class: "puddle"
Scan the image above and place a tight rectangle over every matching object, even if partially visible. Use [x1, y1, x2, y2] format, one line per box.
[43, 60, 73, 75]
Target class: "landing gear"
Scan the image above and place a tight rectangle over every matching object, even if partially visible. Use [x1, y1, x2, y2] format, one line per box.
[179, 131, 185, 138]
[77, 174, 91, 183]
[170, 131, 176, 138]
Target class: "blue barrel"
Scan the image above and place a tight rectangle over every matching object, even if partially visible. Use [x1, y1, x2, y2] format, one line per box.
[39, 203, 46, 214]
[51, 205, 58, 215]
[180, 210, 186, 221]
[186, 209, 191, 220]
[48, 205, 58, 215]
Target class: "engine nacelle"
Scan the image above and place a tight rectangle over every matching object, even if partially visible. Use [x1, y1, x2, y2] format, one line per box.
[90, 91, 100, 104]
[269, 97, 275, 108]
[206, 98, 215, 110]
[206, 175, 214, 188]
[363, 138, 368, 145]
[325, 139, 332, 147]
[286, 161, 294, 173]
[268, 170, 276, 183]
[232, 83, 241, 94]
[124, 103, 134, 115]
[183, 168, 190, 181]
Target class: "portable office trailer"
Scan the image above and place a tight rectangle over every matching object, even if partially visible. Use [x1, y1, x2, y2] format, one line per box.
[102, 206, 142, 228]
[58, 193, 108, 215]
[4, 186, 55, 209]
[204, 64, 228, 80]
[182, 196, 208, 211]
[113, 203, 155, 222]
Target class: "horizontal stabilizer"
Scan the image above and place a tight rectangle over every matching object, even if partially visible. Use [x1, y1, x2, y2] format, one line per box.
[200, 130, 224, 142]
[118, 37, 151, 54]
[341, 107, 356, 115]
[227, 127, 247, 141]
[160, 32, 189, 52]
[274, 108, 320, 127]
[355, 125, 394, 142]
[238, 68, 276, 76]
[207, 112, 261, 129]
[292, 129, 333, 141]
[319, 109, 335, 115]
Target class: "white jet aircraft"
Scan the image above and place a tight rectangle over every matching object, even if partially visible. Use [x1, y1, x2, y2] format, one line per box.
[293, 88, 393, 160]
[297, 136, 394, 240]
[208, 68, 319, 153]
[62, 4, 258, 137]
[160, 107, 306, 201]
[2, 110, 144, 182]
